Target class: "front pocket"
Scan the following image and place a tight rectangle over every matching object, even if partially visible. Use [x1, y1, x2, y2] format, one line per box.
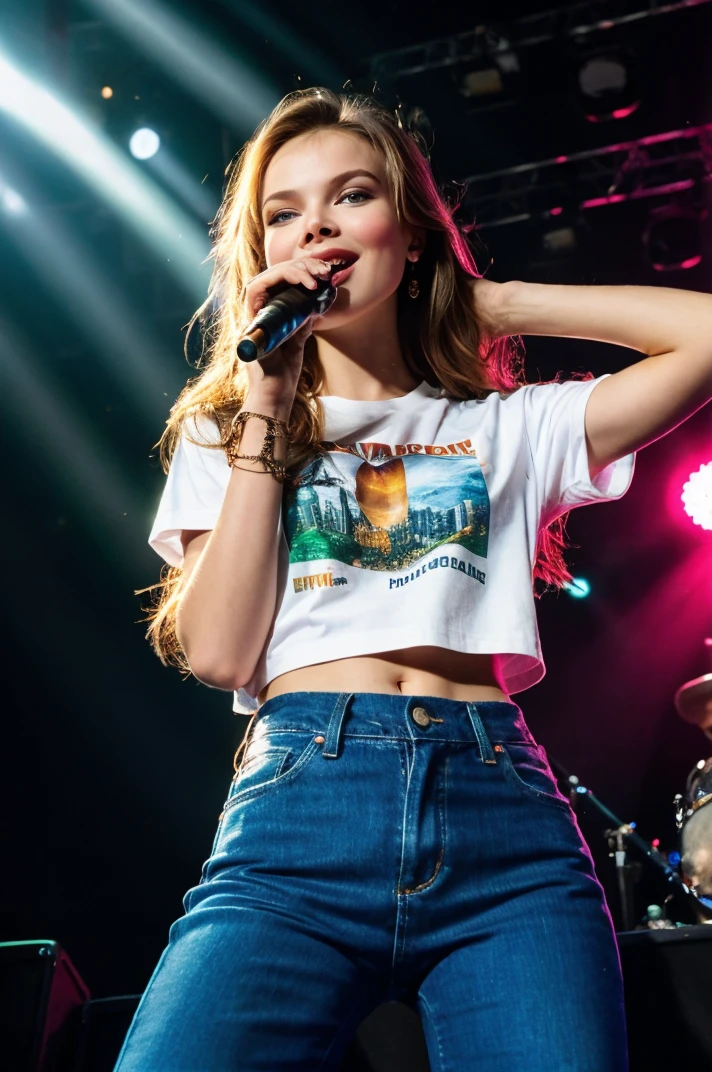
[499, 741, 571, 813]
[222, 732, 320, 812]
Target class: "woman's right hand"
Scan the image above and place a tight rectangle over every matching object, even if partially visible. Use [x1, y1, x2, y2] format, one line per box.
[241, 255, 333, 407]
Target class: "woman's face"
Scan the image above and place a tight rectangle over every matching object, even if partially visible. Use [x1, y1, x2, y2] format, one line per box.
[260, 128, 420, 329]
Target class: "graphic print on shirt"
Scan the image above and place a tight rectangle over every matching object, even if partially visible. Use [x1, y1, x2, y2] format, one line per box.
[283, 439, 490, 573]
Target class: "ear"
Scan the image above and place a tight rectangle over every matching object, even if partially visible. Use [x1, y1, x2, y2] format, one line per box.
[407, 227, 427, 262]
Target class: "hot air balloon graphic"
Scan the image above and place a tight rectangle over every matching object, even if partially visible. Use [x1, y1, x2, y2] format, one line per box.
[355, 458, 409, 528]
[353, 458, 409, 555]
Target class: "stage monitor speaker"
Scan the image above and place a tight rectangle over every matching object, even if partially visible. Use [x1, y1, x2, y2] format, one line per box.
[0, 940, 90, 1072]
[617, 923, 712, 1070]
[72, 995, 141, 1072]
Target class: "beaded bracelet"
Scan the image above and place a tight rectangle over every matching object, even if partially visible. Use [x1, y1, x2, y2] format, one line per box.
[223, 410, 289, 482]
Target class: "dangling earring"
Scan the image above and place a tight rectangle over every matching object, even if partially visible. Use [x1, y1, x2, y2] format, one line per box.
[407, 260, 420, 300]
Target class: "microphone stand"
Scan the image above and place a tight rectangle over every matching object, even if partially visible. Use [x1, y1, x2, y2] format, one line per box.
[549, 755, 694, 930]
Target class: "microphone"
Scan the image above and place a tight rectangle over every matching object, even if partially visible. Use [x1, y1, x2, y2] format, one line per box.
[236, 276, 337, 362]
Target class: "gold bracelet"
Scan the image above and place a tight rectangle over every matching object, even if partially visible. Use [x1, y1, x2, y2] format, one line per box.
[223, 410, 290, 482]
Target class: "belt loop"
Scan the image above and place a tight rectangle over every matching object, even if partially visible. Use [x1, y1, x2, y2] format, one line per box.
[466, 702, 497, 765]
[322, 693, 353, 759]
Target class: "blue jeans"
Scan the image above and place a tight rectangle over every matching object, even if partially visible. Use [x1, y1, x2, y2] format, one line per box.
[114, 692, 628, 1071]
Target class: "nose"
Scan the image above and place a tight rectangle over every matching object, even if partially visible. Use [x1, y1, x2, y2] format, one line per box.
[302, 224, 335, 246]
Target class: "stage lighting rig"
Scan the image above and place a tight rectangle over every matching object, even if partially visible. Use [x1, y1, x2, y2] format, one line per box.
[460, 123, 712, 233]
[641, 203, 703, 272]
[454, 29, 520, 105]
[573, 46, 642, 123]
[369, 0, 712, 81]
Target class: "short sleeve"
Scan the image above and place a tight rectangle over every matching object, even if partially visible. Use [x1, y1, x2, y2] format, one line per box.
[148, 414, 231, 567]
[522, 374, 635, 526]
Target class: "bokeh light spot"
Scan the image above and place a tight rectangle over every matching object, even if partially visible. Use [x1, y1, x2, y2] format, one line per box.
[129, 127, 160, 159]
[564, 576, 591, 599]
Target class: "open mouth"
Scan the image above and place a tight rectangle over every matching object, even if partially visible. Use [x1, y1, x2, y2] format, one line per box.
[327, 257, 358, 286]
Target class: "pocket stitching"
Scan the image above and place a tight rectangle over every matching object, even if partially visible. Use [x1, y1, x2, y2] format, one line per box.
[222, 738, 320, 813]
[499, 744, 571, 813]
[238, 746, 290, 778]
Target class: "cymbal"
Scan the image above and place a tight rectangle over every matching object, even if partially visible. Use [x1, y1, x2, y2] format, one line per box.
[674, 673, 712, 729]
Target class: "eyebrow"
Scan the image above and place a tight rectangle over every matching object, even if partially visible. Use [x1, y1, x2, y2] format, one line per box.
[261, 169, 382, 212]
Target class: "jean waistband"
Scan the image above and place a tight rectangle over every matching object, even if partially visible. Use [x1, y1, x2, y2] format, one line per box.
[250, 691, 535, 761]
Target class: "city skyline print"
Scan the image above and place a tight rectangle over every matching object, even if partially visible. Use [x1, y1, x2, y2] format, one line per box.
[283, 444, 490, 573]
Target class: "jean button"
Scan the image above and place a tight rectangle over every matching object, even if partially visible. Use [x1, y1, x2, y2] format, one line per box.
[412, 706, 431, 727]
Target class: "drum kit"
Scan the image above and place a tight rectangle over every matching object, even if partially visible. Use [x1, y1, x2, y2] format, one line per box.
[551, 663, 712, 929]
[672, 670, 712, 924]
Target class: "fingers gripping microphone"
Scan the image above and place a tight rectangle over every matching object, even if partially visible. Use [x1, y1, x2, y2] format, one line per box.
[236, 277, 337, 363]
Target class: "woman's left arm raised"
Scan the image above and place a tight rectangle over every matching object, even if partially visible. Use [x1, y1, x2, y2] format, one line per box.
[473, 278, 712, 478]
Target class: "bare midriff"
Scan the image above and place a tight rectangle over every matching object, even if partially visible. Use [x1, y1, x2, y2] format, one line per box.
[258, 647, 510, 705]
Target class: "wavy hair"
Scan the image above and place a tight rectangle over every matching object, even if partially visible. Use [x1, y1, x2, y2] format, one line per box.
[139, 87, 573, 671]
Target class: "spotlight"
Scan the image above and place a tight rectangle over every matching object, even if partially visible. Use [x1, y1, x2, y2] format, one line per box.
[642, 204, 702, 272]
[101, 86, 113, 99]
[574, 47, 641, 123]
[460, 67, 504, 98]
[681, 462, 712, 530]
[532, 191, 580, 258]
[564, 577, 591, 599]
[456, 33, 520, 102]
[129, 127, 160, 160]
[541, 226, 577, 256]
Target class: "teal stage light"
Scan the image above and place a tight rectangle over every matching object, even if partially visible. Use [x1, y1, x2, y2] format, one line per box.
[564, 576, 591, 599]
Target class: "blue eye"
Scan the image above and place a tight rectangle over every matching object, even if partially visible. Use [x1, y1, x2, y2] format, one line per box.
[341, 191, 371, 205]
[267, 189, 372, 225]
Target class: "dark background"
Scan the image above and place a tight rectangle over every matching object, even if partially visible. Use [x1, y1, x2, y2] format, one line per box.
[1, 0, 711, 999]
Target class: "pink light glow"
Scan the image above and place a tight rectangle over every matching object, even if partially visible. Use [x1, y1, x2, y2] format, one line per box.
[652, 254, 702, 272]
[612, 103, 640, 120]
[666, 453, 712, 532]
[582, 194, 626, 208]
[550, 206, 563, 216]
[682, 462, 712, 530]
[585, 101, 641, 124]
[555, 155, 568, 164]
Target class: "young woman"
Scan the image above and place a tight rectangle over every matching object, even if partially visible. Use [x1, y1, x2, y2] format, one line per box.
[115, 87, 712, 1071]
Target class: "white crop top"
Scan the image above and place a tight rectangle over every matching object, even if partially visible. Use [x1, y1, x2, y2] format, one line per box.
[149, 376, 635, 713]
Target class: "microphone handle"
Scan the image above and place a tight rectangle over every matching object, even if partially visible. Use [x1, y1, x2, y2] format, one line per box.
[237, 278, 337, 363]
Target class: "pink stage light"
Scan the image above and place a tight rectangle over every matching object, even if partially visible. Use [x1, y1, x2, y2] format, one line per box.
[584, 102, 641, 124]
[682, 462, 712, 530]
[550, 206, 563, 216]
[611, 103, 640, 120]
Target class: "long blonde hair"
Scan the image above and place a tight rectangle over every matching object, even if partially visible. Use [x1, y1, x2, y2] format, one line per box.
[140, 86, 573, 671]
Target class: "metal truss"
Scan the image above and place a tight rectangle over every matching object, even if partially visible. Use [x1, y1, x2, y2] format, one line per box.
[369, 0, 712, 79]
[462, 122, 712, 230]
